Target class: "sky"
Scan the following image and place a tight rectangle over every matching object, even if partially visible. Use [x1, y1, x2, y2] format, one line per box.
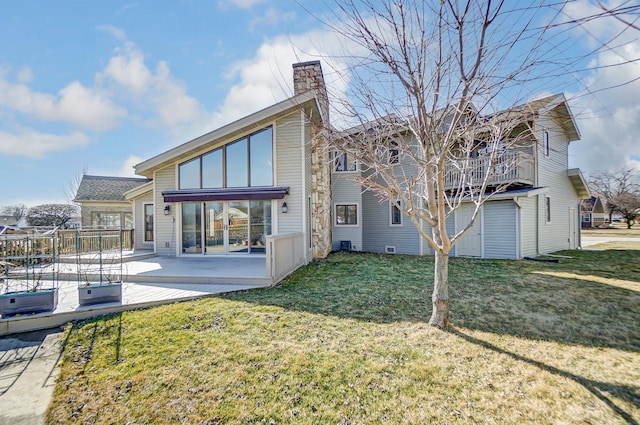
[1, 0, 639, 208]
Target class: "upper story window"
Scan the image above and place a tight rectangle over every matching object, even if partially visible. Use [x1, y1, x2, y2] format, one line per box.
[544, 131, 550, 156]
[389, 141, 399, 164]
[179, 127, 273, 190]
[333, 151, 357, 172]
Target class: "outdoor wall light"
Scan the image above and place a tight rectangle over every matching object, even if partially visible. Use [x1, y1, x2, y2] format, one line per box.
[164, 205, 171, 215]
[281, 202, 288, 214]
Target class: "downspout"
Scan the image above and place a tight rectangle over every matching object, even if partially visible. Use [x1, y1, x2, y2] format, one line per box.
[534, 122, 541, 256]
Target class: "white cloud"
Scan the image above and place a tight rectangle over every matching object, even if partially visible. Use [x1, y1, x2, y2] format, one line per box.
[0, 75, 126, 131]
[249, 7, 296, 31]
[97, 24, 127, 41]
[564, 0, 640, 172]
[220, 0, 264, 10]
[115, 155, 143, 177]
[0, 128, 89, 159]
[97, 43, 208, 128]
[16, 66, 33, 84]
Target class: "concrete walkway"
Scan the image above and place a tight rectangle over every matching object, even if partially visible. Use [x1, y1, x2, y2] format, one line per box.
[0, 328, 64, 425]
[581, 236, 640, 247]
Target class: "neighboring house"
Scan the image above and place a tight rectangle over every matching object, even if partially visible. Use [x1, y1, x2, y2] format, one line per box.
[332, 94, 590, 259]
[74, 175, 151, 229]
[0, 215, 28, 228]
[581, 196, 608, 228]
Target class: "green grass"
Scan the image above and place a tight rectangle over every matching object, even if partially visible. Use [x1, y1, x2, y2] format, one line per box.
[47, 249, 640, 424]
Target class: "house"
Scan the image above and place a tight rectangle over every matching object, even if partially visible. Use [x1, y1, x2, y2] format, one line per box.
[112, 60, 587, 279]
[74, 175, 151, 229]
[125, 61, 332, 272]
[331, 94, 590, 259]
[581, 196, 608, 228]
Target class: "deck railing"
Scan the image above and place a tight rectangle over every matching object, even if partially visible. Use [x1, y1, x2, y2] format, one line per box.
[266, 232, 306, 284]
[444, 151, 534, 190]
[58, 229, 134, 255]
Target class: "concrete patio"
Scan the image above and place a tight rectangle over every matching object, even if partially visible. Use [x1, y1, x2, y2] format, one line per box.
[0, 253, 272, 336]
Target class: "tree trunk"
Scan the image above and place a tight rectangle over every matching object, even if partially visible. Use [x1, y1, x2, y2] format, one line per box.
[429, 250, 450, 328]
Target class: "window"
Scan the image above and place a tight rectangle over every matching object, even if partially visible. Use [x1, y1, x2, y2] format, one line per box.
[544, 131, 550, 156]
[144, 204, 154, 242]
[389, 141, 399, 164]
[91, 212, 122, 228]
[178, 127, 273, 190]
[335, 204, 358, 226]
[546, 196, 551, 223]
[333, 152, 357, 172]
[390, 200, 402, 226]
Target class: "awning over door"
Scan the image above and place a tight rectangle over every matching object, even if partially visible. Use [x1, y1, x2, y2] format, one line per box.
[162, 186, 289, 203]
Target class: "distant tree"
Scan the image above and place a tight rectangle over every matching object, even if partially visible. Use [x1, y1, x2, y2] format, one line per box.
[27, 204, 79, 228]
[588, 167, 640, 223]
[609, 192, 640, 228]
[1, 203, 28, 224]
[66, 165, 88, 202]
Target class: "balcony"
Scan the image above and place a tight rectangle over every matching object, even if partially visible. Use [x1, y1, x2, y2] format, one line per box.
[444, 151, 534, 191]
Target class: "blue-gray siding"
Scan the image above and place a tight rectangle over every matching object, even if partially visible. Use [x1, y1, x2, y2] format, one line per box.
[483, 200, 517, 259]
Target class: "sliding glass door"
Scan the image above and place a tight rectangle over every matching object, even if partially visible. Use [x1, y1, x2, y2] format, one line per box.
[182, 200, 271, 255]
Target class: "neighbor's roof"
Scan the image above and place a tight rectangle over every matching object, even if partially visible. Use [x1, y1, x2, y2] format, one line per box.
[134, 91, 322, 177]
[74, 175, 152, 202]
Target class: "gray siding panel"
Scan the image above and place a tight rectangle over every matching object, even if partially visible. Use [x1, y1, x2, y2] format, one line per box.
[133, 193, 154, 250]
[361, 190, 420, 255]
[484, 200, 517, 259]
[155, 166, 177, 256]
[275, 113, 304, 235]
[331, 173, 363, 251]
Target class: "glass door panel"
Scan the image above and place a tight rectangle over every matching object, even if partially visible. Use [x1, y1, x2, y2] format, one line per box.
[205, 202, 225, 254]
[181, 203, 202, 253]
[249, 200, 271, 254]
[228, 201, 249, 253]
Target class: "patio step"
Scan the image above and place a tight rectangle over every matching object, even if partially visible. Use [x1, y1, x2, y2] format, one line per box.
[55, 272, 271, 286]
[58, 251, 157, 264]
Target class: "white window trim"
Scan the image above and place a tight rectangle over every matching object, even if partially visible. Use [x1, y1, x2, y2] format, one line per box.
[332, 151, 359, 173]
[545, 196, 552, 224]
[389, 199, 403, 227]
[334, 202, 360, 227]
[143, 203, 154, 243]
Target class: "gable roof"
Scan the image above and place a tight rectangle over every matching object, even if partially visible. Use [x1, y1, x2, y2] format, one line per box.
[74, 175, 152, 202]
[134, 91, 322, 177]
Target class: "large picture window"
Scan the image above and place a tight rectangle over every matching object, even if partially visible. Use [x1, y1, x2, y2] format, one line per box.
[335, 204, 358, 226]
[178, 127, 273, 190]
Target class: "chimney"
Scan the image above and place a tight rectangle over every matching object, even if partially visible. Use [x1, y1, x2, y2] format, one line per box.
[292, 60, 329, 124]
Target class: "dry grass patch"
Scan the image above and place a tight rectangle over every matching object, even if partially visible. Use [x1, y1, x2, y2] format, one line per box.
[47, 250, 640, 424]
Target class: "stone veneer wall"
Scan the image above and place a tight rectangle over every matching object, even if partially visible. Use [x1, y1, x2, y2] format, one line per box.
[293, 61, 332, 258]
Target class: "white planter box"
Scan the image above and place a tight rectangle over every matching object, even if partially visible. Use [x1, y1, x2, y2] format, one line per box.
[0, 288, 59, 316]
[78, 283, 122, 306]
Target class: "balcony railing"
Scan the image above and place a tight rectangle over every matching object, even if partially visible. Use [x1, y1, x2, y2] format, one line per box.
[444, 151, 534, 190]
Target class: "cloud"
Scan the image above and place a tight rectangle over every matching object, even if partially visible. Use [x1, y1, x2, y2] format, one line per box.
[115, 155, 143, 177]
[97, 42, 208, 128]
[16, 67, 33, 84]
[249, 7, 296, 31]
[97, 24, 127, 41]
[0, 75, 126, 131]
[220, 0, 264, 10]
[564, 0, 640, 172]
[0, 128, 89, 159]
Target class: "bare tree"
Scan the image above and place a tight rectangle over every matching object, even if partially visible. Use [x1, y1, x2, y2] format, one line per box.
[1, 203, 28, 224]
[609, 192, 640, 228]
[66, 165, 89, 203]
[588, 167, 640, 224]
[27, 204, 79, 228]
[304, 0, 640, 327]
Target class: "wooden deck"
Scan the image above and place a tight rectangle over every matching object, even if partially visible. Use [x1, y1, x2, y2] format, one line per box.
[0, 254, 272, 336]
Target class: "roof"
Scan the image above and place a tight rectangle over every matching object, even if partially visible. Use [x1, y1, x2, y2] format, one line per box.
[134, 91, 322, 177]
[74, 175, 152, 202]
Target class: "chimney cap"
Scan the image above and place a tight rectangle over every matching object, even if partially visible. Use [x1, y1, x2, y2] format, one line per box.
[292, 60, 322, 68]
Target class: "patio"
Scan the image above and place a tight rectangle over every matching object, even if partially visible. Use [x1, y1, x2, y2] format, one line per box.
[0, 254, 272, 336]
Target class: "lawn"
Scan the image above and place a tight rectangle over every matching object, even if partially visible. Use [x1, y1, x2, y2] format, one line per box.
[46, 249, 640, 424]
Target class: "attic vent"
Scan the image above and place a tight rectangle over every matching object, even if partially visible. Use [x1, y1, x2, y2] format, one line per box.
[385, 245, 396, 254]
